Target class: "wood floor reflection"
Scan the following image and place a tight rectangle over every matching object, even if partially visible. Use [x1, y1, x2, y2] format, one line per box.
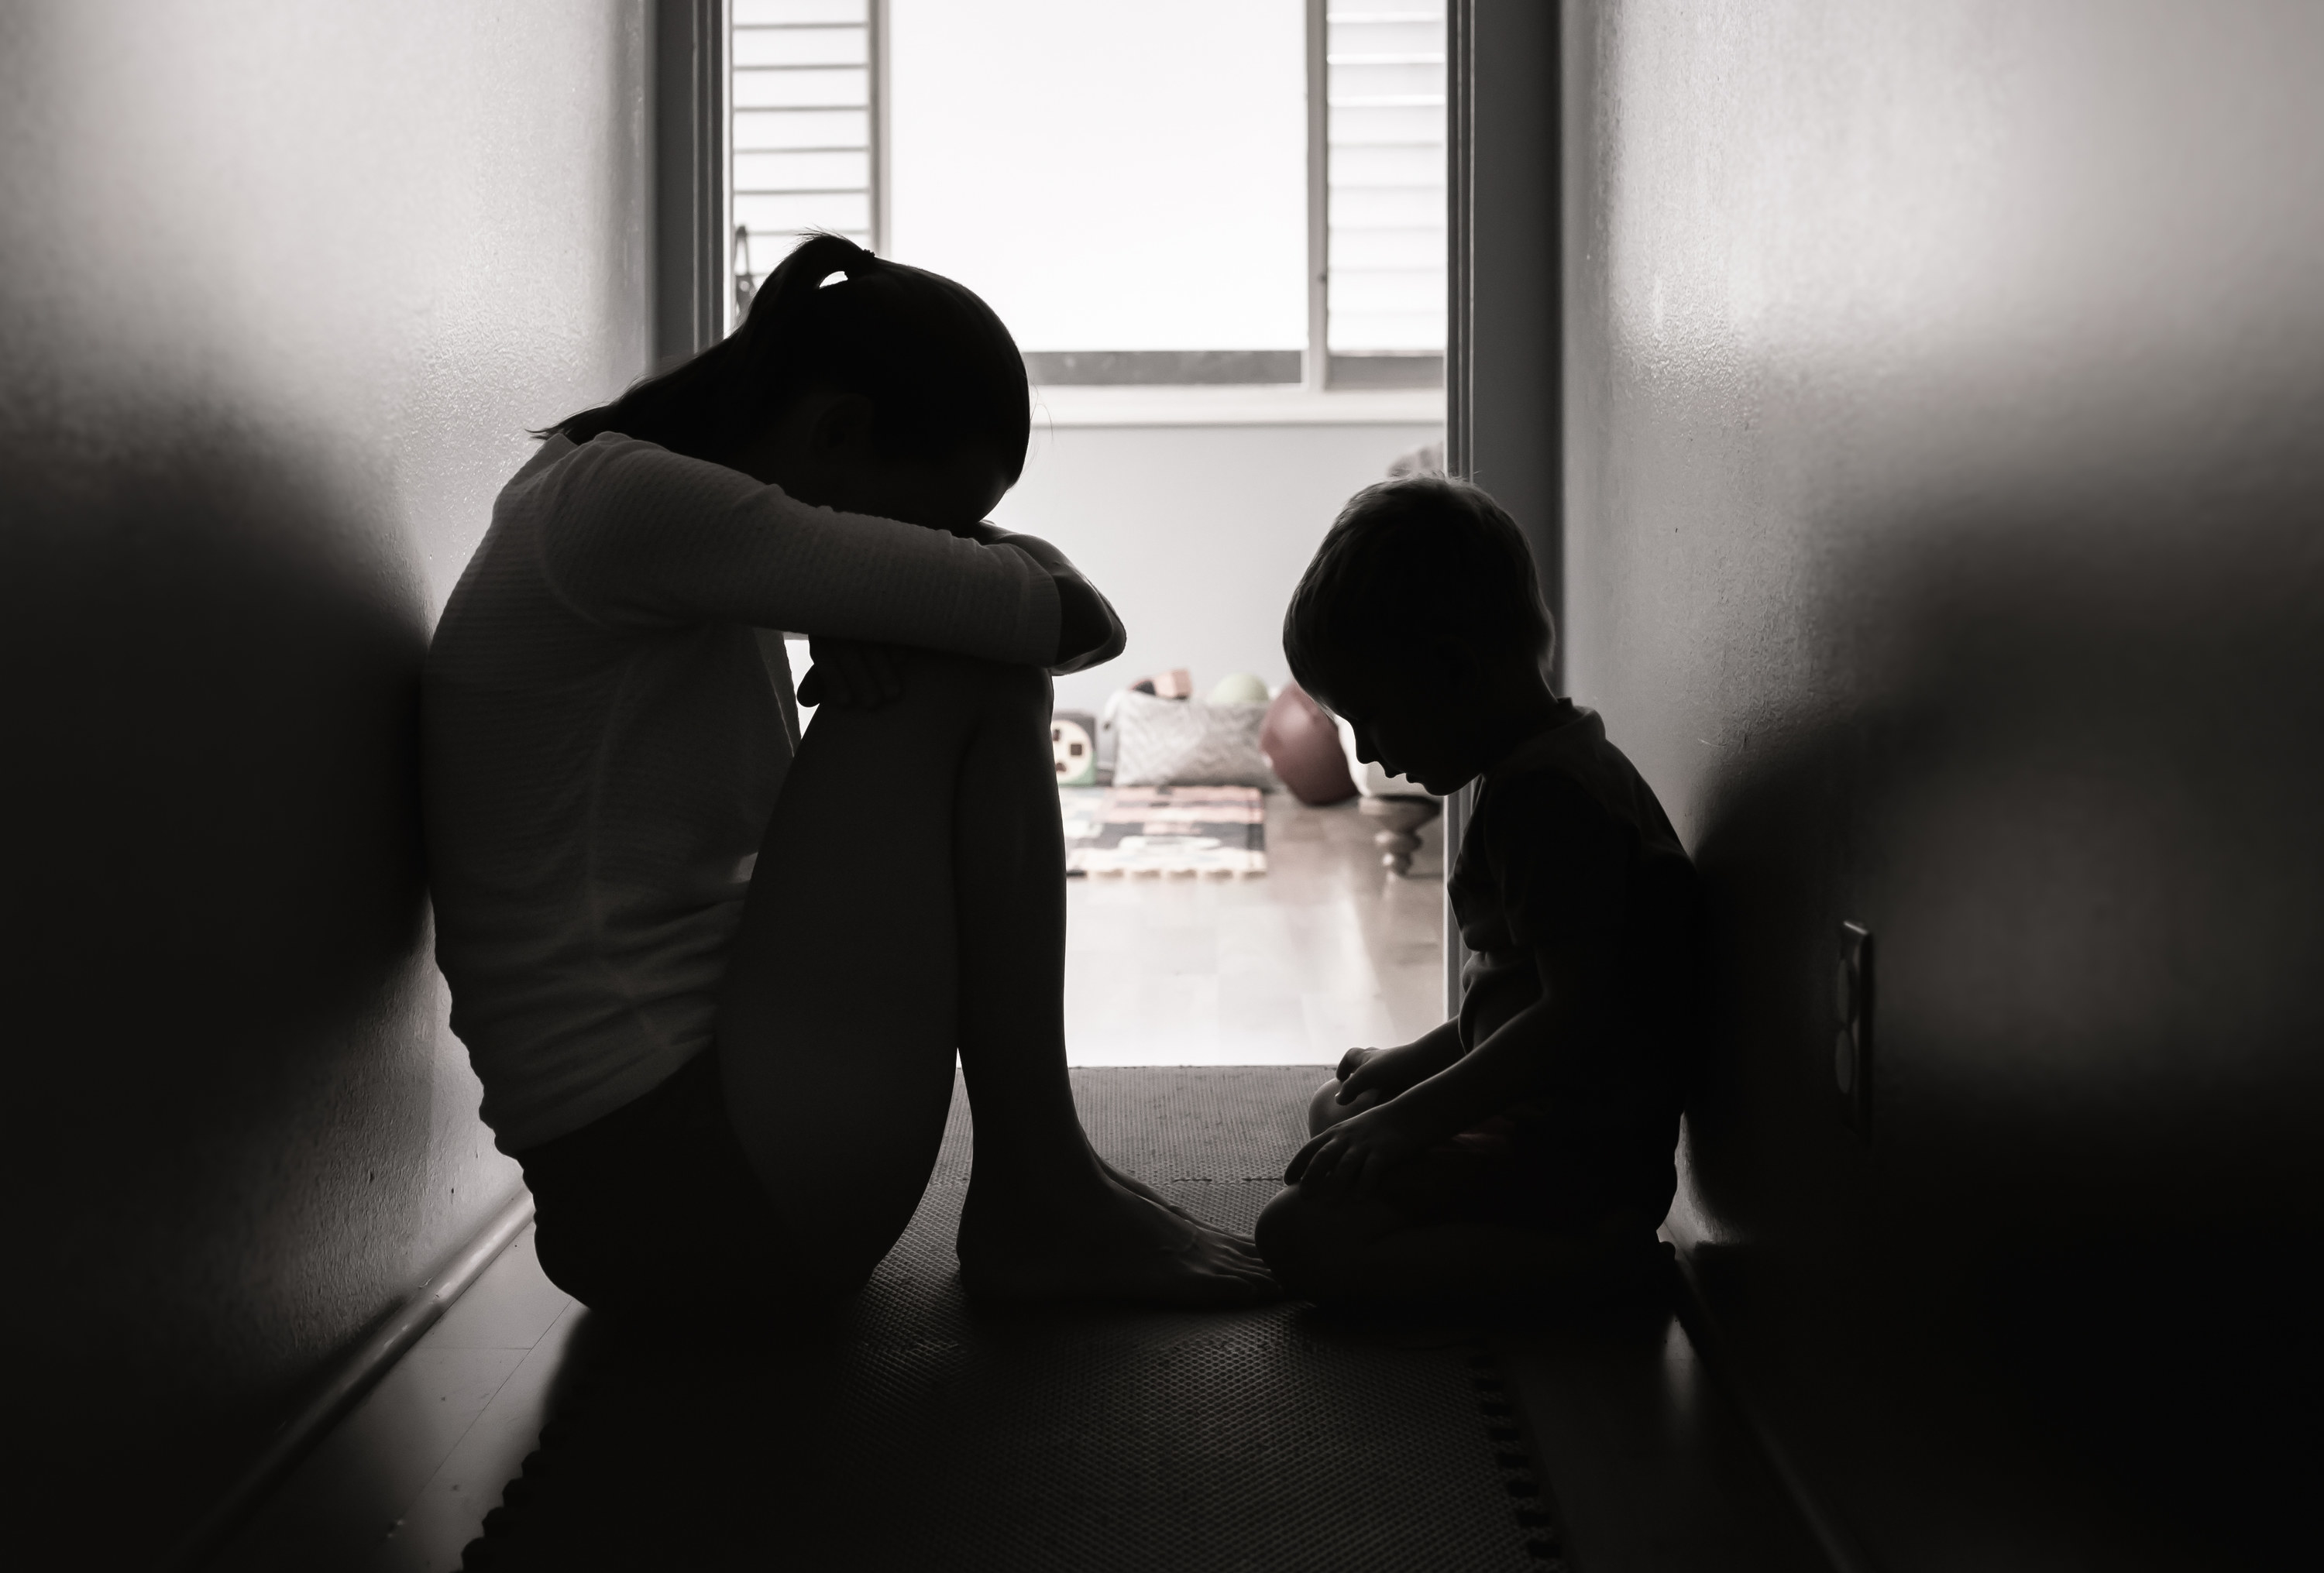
[1064, 793, 1446, 1066]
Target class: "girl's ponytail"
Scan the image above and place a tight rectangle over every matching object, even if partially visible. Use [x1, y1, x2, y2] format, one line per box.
[542, 232, 1027, 482]
[727, 232, 884, 384]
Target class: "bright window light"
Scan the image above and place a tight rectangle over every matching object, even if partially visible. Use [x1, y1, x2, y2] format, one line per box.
[1327, 2, 1446, 367]
[885, 0, 1308, 361]
[725, 1, 1444, 387]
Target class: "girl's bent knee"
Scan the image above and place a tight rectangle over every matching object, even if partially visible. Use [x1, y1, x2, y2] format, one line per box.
[903, 650, 1051, 717]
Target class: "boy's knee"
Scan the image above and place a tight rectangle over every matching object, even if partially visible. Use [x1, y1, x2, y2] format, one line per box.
[1305, 1077, 1343, 1136]
[1306, 1076, 1380, 1136]
[1255, 1185, 1355, 1300]
[1253, 1187, 1306, 1279]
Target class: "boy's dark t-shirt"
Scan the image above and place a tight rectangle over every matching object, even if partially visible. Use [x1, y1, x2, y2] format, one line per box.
[1447, 701, 1700, 1232]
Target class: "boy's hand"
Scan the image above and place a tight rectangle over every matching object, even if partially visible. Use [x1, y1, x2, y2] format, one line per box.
[1284, 1100, 1425, 1200]
[1334, 1040, 1441, 1105]
[799, 637, 904, 709]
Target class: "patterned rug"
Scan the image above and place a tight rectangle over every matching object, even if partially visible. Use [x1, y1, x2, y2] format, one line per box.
[458, 1070, 1568, 1572]
[1061, 785, 1267, 878]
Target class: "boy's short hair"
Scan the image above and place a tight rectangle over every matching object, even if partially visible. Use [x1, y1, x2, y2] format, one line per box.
[1283, 476, 1553, 697]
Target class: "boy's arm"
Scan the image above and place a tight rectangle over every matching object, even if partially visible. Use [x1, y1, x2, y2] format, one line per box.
[1286, 939, 1617, 1196]
[1329, 1019, 1466, 1105]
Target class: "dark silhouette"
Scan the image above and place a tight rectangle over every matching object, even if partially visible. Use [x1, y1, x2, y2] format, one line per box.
[1255, 477, 1697, 1307]
[426, 234, 1274, 1318]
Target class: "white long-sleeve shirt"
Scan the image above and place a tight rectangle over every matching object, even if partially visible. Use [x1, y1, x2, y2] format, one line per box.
[424, 433, 1114, 1152]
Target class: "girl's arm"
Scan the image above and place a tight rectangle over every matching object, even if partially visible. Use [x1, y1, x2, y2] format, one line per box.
[971, 524, 1127, 671]
[535, 436, 1064, 666]
[800, 527, 1126, 707]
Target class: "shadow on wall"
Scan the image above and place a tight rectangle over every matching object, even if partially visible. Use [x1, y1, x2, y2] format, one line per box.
[1690, 476, 2324, 1248]
[1555, 0, 2324, 1559]
[0, 2, 647, 1558]
[1676, 462, 2324, 1562]
[0, 420, 479, 1553]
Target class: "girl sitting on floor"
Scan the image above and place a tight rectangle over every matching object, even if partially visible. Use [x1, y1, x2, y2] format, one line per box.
[424, 233, 1273, 1318]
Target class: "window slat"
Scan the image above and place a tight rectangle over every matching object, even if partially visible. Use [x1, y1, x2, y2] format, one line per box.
[734, 0, 866, 26]
[734, 150, 872, 193]
[732, 26, 867, 67]
[734, 108, 871, 149]
[733, 67, 869, 110]
[736, 191, 873, 233]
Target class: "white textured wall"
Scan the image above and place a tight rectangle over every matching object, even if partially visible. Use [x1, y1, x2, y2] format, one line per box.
[0, 5, 650, 1561]
[1559, 1, 2324, 1560]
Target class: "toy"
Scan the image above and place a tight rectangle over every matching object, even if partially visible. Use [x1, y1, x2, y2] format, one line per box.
[1128, 668, 1195, 699]
[1259, 682, 1356, 805]
[1051, 709, 1098, 786]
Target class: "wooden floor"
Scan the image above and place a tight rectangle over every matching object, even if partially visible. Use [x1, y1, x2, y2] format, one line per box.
[1065, 792, 1448, 1065]
[215, 793, 1446, 1571]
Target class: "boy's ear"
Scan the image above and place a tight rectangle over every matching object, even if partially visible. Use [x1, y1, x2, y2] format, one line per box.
[1425, 638, 1474, 689]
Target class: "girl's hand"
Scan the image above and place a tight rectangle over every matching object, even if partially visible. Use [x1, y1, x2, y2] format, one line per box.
[1284, 1100, 1425, 1200]
[1053, 573, 1114, 666]
[799, 637, 904, 709]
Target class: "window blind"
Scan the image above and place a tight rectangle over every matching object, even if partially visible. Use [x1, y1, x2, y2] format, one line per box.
[1326, 2, 1447, 380]
[731, 0, 879, 321]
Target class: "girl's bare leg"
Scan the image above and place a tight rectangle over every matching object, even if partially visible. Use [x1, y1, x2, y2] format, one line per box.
[715, 652, 1274, 1306]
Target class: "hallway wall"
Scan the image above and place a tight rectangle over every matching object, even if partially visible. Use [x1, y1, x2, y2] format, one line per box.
[0, 5, 650, 1561]
[1556, 1, 2324, 1561]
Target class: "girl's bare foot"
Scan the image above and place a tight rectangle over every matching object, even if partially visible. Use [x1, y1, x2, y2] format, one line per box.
[1089, 1147, 1259, 1247]
[957, 1170, 1280, 1308]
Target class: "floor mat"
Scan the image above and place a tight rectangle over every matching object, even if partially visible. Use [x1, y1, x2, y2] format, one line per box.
[1063, 786, 1268, 877]
[462, 1069, 1565, 1571]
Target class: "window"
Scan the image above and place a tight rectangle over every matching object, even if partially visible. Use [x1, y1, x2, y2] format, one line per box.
[727, 0, 1446, 389]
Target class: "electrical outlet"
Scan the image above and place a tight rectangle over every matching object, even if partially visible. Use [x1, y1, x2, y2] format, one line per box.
[1835, 922, 1873, 1135]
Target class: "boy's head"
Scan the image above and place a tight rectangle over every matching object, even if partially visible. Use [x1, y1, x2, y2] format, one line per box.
[1283, 476, 1556, 792]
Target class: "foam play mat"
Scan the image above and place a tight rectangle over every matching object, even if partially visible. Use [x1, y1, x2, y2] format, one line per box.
[460, 1069, 1566, 1571]
[1061, 785, 1267, 877]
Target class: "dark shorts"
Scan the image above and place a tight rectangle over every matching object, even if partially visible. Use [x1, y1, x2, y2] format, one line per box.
[516, 1047, 792, 1320]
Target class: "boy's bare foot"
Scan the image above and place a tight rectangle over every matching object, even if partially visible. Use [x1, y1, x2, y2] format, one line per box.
[957, 1172, 1279, 1308]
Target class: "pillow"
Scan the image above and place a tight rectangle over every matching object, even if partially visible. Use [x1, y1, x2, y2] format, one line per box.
[1109, 689, 1276, 788]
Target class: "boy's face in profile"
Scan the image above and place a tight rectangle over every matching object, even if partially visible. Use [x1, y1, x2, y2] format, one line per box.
[1313, 658, 1473, 796]
[1312, 637, 1560, 796]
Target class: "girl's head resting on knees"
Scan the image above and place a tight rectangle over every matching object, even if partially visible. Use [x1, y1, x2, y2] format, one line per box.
[1281, 476, 1557, 792]
[547, 232, 1029, 534]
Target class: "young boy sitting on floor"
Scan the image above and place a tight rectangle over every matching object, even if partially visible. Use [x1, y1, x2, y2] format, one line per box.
[1254, 477, 1701, 1308]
